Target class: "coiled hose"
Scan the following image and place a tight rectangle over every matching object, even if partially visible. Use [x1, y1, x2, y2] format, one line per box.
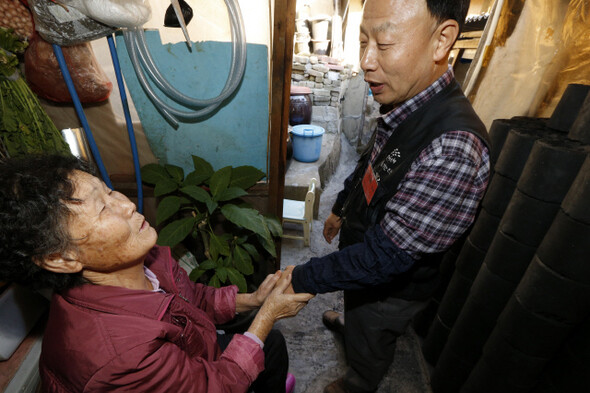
[122, 0, 247, 127]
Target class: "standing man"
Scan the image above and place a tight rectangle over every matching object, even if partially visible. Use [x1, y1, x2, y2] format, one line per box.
[290, 1, 490, 392]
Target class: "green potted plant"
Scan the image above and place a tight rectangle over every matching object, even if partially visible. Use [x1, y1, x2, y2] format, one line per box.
[141, 155, 282, 293]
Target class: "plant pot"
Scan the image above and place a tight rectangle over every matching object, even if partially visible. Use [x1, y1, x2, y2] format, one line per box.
[310, 15, 330, 40]
[289, 85, 313, 126]
[294, 38, 310, 54]
[311, 39, 330, 55]
[295, 32, 310, 42]
[295, 18, 309, 34]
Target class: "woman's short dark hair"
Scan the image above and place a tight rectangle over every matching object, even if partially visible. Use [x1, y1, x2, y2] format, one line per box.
[426, 0, 470, 33]
[0, 154, 95, 291]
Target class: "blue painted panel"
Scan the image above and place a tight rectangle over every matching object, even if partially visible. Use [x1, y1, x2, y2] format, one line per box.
[115, 30, 269, 175]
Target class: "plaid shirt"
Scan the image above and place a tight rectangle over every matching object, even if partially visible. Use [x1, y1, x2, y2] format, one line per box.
[291, 69, 491, 295]
[372, 68, 490, 257]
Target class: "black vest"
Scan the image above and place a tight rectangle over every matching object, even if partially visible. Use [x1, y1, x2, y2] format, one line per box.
[339, 79, 489, 300]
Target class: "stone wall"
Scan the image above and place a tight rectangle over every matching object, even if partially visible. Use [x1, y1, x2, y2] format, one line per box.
[291, 54, 356, 135]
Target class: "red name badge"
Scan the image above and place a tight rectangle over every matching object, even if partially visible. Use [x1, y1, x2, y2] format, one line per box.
[362, 163, 378, 205]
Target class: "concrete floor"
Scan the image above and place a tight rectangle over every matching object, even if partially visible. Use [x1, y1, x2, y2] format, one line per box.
[277, 135, 433, 393]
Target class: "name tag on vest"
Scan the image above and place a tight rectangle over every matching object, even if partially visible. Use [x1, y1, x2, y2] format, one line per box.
[362, 163, 378, 205]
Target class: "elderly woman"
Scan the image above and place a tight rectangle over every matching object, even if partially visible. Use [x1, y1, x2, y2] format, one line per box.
[0, 154, 313, 393]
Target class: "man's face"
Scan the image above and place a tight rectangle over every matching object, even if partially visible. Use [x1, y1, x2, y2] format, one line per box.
[359, 0, 440, 106]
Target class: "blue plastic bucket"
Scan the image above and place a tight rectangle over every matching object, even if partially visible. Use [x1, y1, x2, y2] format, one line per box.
[291, 124, 325, 162]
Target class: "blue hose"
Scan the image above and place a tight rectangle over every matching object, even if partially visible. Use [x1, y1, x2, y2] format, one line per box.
[52, 44, 113, 190]
[107, 35, 144, 213]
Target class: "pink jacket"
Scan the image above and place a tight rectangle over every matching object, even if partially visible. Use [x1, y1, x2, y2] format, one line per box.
[39, 245, 264, 392]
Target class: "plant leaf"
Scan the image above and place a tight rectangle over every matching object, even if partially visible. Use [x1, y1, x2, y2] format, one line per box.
[184, 170, 209, 187]
[165, 164, 184, 183]
[217, 187, 248, 202]
[192, 155, 214, 179]
[179, 196, 192, 205]
[222, 255, 232, 267]
[263, 214, 283, 237]
[206, 199, 218, 214]
[210, 166, 232, 200]
[230, 166, 265, 189]
[198, 259, 217, 270]
[157, 216, 195, 247]
[209, 274, 221, 288]
[235, 235, 248, 245]
[154, 178, 179, 197]
[221, 204, 269, 238]
[156, 196, 181, 225]
[180, 185, 211, 203]
[216, 266, 228, 283]
[241, 243, 261, 261]
[210, 232, 231, 259]
[192, 211, 207, 225]
[256, 233, 277, 257]
[141, 163, 171, 185]
[189, 267, 206, 282]
[233, 245, 254, 275]
[227, 268, 248, 292]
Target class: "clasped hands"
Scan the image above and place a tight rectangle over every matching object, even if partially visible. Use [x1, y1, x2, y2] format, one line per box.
[241, 266, 314, 342]
[239, 265, 313, 313]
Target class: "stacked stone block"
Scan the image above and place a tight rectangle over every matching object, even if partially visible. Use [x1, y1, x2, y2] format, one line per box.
[291, 54, 355, 134]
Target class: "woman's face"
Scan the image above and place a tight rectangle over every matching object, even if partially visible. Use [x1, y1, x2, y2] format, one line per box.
[66, 170, 157, 274]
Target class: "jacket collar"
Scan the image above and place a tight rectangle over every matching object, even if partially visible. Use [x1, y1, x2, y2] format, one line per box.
[59, 283, 174, 320]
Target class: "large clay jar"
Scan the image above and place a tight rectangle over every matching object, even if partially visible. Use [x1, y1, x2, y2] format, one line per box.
[289, 85, 313, 126]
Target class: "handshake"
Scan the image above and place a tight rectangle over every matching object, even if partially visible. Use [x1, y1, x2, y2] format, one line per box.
[237, 265, 315, 343]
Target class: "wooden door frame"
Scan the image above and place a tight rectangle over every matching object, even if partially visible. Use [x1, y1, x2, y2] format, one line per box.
[268, 0, 296, 268]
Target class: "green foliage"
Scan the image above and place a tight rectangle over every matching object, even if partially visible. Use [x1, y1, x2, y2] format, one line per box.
[0, 27, 70, 158]
[141, 156, 282, 292]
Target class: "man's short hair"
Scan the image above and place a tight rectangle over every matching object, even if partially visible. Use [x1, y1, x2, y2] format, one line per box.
[426, 0, 471, 33]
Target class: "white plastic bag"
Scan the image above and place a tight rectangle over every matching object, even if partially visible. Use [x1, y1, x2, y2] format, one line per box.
[65, 0, 152, 28]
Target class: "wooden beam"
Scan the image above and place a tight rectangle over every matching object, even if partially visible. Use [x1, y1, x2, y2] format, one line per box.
[453, 38, 481, 50]
[269, 0, 296, 268]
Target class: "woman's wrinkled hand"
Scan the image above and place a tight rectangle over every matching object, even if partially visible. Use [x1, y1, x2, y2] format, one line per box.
[235, 271, 281, 313]
[246, 266, 314, 342]
[323, 213, 342, 244]
[259, 265, 314, 322]
[251, 270, 281, 306]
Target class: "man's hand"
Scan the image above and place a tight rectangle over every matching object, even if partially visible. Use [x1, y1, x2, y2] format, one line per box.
[323, 213, 342, 244]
